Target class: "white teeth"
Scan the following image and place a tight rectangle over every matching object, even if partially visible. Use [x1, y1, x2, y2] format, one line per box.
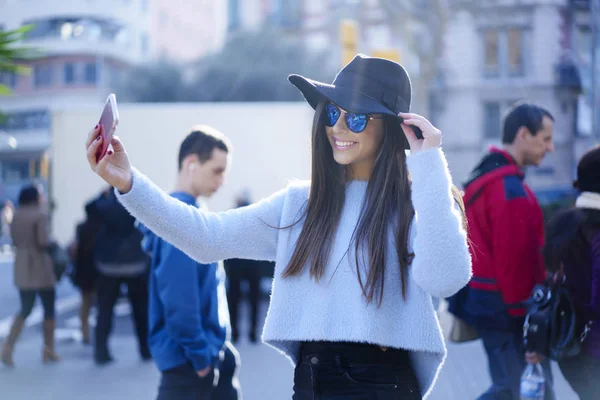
[335, 140, 355, 147]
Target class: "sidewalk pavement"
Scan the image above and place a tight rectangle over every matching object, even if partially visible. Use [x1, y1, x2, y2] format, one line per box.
[0, 301, 578, 399]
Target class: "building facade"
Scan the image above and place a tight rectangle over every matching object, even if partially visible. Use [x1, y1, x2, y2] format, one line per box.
[431, 0, 596, 195]
[0, 0, 224, 204]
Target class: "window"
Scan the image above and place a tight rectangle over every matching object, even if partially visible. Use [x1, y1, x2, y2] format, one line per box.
[0, 72, 17, 89]
[64, 63, 76, 85]
[84, 62, 97, 84]
[507, 28, 524, 76]
[0, 110, 50, 131]
[482, 28, 526, 78]
[34, 65, 53, 88]
[483, 102, 501, 139]
[1, 161, 30, 183]
[484, 30, 499, 76]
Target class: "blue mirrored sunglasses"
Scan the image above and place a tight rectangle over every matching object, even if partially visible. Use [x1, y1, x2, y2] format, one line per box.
[324, 102, 383, 133]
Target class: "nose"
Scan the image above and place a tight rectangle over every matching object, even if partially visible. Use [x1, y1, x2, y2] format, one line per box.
[332, 114, 349, 134]
[547, 141, 555, 153]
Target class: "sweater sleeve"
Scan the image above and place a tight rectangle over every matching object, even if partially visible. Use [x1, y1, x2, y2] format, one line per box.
[115, 169, 288, 264]
[406, 148, 472, 298]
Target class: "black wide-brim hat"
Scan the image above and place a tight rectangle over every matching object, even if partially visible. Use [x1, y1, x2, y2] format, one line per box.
[288, 53, 412, 117]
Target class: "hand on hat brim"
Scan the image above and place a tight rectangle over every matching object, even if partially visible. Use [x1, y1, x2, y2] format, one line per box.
[399, 113, 442, 154]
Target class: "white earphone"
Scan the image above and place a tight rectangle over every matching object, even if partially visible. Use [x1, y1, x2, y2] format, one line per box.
[188, 163, 197, 172]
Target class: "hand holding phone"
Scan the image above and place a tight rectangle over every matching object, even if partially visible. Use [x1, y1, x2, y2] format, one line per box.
[95, 94, 119, 163]
[86, 93, 133, 193]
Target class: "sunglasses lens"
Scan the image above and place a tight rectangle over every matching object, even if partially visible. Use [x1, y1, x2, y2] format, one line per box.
[346, 113, 368, 133]
[324, 103, 340, 127]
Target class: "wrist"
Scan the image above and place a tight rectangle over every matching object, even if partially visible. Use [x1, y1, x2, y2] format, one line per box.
[117, 172, 133, 194]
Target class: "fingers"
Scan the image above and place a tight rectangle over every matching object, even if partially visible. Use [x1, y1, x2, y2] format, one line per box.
[400, 123, 419, 146]
[96, 148, 111, 172]
[402, 118, 433, 136]
[85, 125, 101, 149]
[87, 135, 102, 169]
[399, 113, 438, 136]
[111, 136, 125, 153]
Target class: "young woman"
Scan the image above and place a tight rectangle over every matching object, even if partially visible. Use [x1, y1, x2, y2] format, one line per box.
[543, 145, 600, 400]
[1, 185, 60, 367]
[85, 55, 471, 399]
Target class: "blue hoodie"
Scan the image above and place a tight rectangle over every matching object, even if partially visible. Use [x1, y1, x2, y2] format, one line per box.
[138, 192, 229, 372]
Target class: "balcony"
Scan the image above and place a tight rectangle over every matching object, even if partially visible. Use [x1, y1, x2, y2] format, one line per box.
[21, 16, 143, 63]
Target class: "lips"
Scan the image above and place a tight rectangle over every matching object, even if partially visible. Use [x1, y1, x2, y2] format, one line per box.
[332, 136, 358, 151]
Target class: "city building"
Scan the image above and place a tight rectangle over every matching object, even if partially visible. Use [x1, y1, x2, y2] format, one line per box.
[431, 0, 597, 195]
[0, 0, 223, 204]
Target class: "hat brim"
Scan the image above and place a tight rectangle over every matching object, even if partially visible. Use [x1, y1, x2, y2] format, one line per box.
[288, 74, 400, 117]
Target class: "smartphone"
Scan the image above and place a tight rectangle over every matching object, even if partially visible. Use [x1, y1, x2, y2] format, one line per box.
[95, 93, 119, 163]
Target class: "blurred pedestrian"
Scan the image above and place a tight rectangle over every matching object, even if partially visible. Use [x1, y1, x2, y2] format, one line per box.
[86, 187, 151, 365]
[225, 192, 262, 344]
[543, 145, 600, 400]
[1, 184, 59, 367]
[459, 102, 556, 400]
[139, 126, 240, 400]
[1, 199, 14, 252]
[68, 202, 101, 344]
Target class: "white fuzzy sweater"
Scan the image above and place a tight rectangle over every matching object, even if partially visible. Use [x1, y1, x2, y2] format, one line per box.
[116, 147, 472, 398]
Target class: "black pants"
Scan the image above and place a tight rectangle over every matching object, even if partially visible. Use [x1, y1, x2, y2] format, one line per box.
[157, 342, 241, 400]
[558, 352, 600, 400]
[293, 341, 421, 400]
[224, 259, 261, 341]
[94, 273, 149, 360]
[19, 289, 55, 319]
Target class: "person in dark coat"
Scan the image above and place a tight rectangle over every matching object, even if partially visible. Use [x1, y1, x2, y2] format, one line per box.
[543, 145, 600, 400]
[87, 187, 151, 365]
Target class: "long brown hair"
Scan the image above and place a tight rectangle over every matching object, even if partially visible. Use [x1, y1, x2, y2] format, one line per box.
[281, 102, 415, 305]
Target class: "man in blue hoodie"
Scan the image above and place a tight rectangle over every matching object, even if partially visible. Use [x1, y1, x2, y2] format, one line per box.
[139, 126, 240, 400]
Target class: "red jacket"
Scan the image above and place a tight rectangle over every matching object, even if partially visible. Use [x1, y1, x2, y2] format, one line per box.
[463, 147, 546, 317]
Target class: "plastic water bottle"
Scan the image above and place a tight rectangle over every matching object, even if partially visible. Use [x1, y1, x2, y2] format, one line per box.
[520, 363, 545, 400]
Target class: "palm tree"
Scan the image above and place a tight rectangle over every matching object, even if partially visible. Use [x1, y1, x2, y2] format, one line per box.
[0, 25, 36, 95]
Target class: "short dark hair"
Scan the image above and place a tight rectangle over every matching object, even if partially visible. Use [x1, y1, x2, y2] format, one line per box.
[18, 185, 40, 206]
[502, 102, 554, 144]
[178, 125, 231, 170]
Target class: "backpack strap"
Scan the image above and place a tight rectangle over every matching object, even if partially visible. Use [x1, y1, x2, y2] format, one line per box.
[557, 262, 594, 343]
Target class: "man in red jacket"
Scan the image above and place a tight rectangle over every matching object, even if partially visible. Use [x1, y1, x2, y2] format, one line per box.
[462, 103, 555, 400]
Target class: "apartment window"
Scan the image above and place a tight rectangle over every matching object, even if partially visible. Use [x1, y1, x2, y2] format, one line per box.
[482, 28, 526, 78]
[484, 30, 499, 76]
[0, 72, 17, 89]
[507, 28, 524, 76]
[483, 102, 501, 139]
[34, 65, 53, 88]
[1, 160, 30, 183]
[64, 63, 76, 85]
[84, 62, 97, 84]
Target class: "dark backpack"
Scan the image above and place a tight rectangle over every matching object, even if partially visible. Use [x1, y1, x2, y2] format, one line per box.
[523, 268, 593, 361]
